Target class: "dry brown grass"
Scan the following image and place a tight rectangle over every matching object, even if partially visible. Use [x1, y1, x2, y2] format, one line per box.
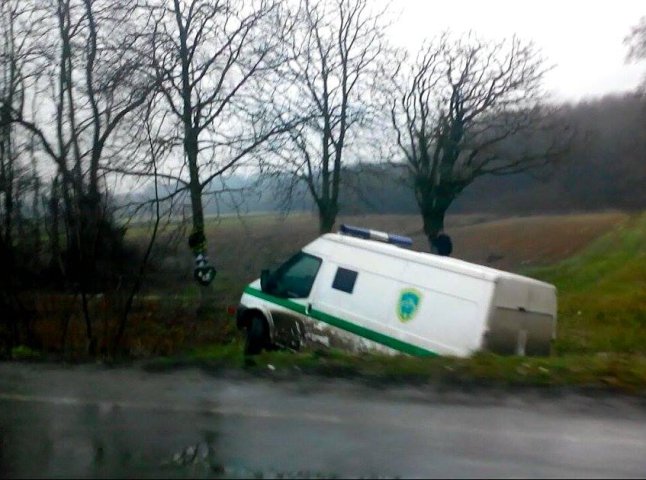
[204, 211, 628, 287]
[448, 212, 629, 271]
[27, 293, 240, 359]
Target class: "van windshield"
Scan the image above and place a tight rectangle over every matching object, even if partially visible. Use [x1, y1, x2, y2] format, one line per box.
[270, 252, 322, 299]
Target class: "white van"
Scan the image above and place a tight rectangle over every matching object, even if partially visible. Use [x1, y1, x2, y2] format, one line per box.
[235, 225, 557, 357]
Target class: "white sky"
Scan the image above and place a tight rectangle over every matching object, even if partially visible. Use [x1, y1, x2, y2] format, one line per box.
[386, 0, 646, 101]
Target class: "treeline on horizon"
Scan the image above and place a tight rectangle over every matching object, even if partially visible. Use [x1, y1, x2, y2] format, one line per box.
[198, 92, 645, 217]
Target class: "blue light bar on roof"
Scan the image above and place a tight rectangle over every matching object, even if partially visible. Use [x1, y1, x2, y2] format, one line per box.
[339, 224, 413, 247]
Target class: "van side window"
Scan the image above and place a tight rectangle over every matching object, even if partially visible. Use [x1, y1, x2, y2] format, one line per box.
[332, 267, 358, 294]
[272, 252, 322, 299]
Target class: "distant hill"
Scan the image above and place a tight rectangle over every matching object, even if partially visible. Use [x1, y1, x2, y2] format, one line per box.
[344, 93, 646, 215]
[121, 93, 646, 218]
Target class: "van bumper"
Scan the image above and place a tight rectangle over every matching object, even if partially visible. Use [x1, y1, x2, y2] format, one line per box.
[484, 307, 554, 356]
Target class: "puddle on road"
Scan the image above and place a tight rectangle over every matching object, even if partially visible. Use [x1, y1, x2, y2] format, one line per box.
[162, 440, 343, 479]
[161, 434, 400, 479]
[1, 395, 401, 479]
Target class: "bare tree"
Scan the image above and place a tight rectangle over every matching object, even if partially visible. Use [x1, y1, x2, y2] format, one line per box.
[391, 34, 566, 253]
[149, 0, 294, 286]
[0, 41, 20, 347]
[625, 16, 646, 91]
[274, 0, 390, 233]
[3, 0, 156, 354]
[111, 98, 167, 355]
[0, 0, 35, 254]
[0, 0, 18, 251]
[0, 0, 42, 352]
[626, 17, 646, 61]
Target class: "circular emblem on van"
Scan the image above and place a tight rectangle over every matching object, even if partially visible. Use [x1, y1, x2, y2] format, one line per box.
[397, 288, 422, 322]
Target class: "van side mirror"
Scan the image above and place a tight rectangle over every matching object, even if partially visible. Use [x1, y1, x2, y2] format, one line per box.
[260, 269, 272, 293]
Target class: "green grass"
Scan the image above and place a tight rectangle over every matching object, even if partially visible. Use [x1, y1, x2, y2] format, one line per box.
[527, 212, 646, 355]
[144, 212, 646, 393]
[10, 345, 42, 361]
[144, 344, 646, 393]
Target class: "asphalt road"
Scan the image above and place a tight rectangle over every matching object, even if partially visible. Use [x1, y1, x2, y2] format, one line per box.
[1, 363, 645, 478]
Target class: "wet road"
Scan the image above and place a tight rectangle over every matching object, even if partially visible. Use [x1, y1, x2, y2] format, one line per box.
[1, 363, 645, 478]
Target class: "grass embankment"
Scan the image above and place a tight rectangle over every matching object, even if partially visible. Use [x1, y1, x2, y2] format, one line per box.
[531, 213, 645, 355]
[146, 212, 646, 392]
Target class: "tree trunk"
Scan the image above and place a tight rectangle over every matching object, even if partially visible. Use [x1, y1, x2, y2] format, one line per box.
[1, 135, 14, 249]
[31, 167, 41, 258]
[421, 208, 446, 253]
[185, 127, 204, 245]
[416, 183, 451, 253]
[175, 0, 207, 271]
[317, 201, 337, 234]
[48, 176, 63, 276]
[188, 174, 204, 242]
[415, 176, 458, 254]
[186, 137, 206, 252]
[80, 289, 96, 356]
[185, 130, 215, 287]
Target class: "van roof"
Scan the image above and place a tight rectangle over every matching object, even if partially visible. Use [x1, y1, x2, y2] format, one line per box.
[305, 233, 553, 288]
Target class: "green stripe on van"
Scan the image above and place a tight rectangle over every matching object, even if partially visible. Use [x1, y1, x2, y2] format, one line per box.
[243, 286, 437, 357]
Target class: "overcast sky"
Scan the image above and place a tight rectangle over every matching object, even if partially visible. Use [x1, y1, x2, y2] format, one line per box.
[386, 0, 646, 101]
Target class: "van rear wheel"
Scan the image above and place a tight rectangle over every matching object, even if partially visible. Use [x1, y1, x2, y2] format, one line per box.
[244, 315, 268, 356]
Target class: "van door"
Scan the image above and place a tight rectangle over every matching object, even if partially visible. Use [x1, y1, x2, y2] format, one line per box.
[264, 251, 322, 349]
[307, 258, 407, 354]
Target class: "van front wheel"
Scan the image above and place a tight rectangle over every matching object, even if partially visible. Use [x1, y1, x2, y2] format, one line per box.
[245, 315, 268, 356]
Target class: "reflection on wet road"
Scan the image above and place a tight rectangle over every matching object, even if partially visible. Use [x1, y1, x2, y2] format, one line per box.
[1, 363, 645, 478]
